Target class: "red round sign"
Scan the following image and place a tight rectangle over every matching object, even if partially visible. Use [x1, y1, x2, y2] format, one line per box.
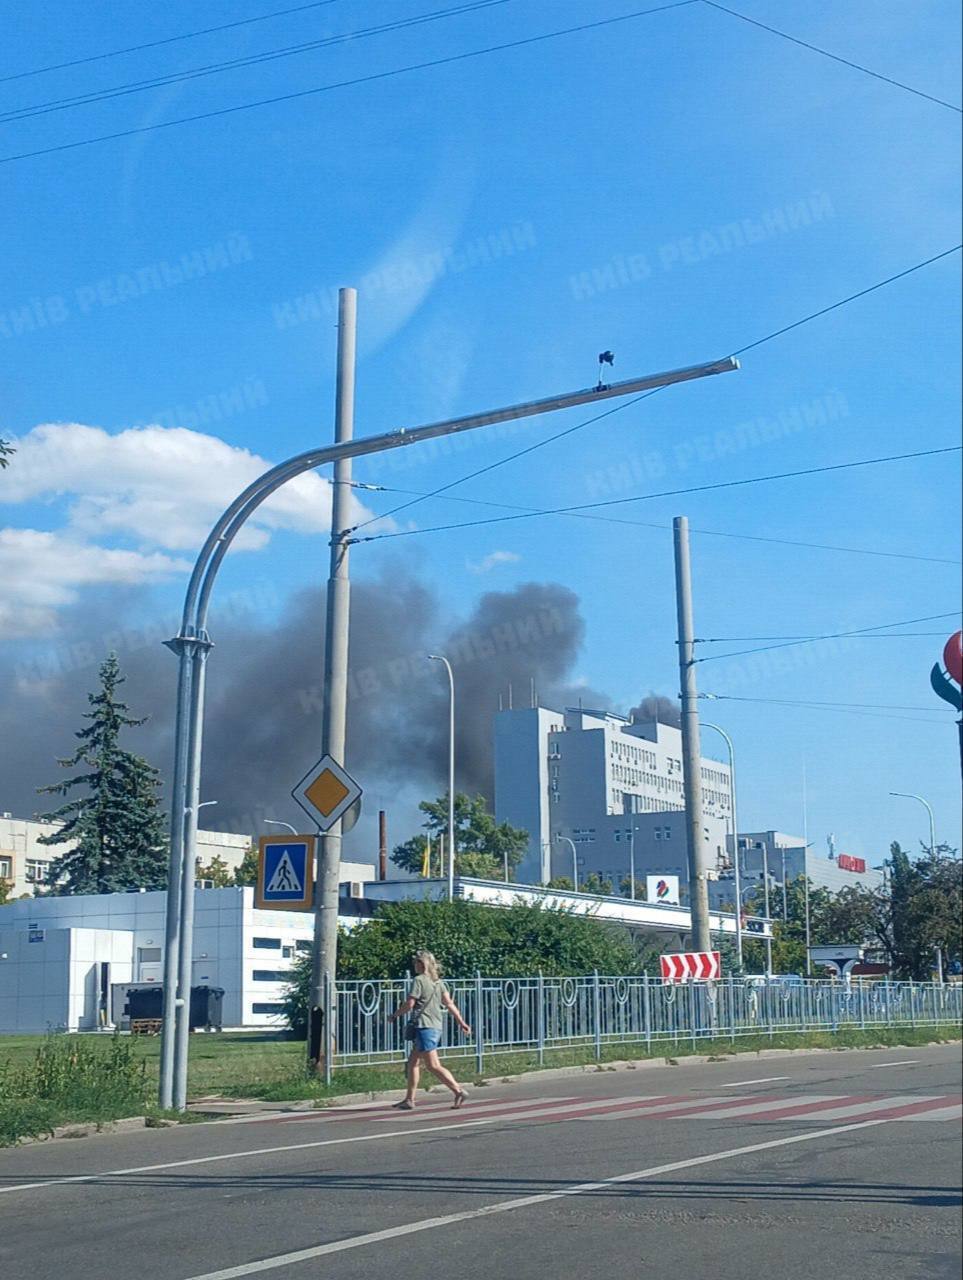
[944, 630, 963, 686]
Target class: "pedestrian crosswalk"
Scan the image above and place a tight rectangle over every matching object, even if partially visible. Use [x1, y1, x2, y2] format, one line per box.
[364, 1091, 962, 1127]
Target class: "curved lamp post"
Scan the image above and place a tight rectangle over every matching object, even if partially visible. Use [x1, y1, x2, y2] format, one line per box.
[889, 791, 937, 861]
[156, 346, 739, 1109]
[555, 834, 579, 892]
[701, 722, 742, 970]
[428, 654, 456, 903]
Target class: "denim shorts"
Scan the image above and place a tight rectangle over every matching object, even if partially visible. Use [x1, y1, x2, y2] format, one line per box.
[414, 1027, 441, 1053]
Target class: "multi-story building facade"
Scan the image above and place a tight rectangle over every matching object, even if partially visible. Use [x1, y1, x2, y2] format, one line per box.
[710, 831, 885, 911]
[0, 813, 254, 899]
[494, 706, 732, 888]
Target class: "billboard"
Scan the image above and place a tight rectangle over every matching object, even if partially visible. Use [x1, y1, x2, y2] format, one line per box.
[646, 874, 680, 905]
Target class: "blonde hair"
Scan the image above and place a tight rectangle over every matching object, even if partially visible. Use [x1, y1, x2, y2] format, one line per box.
[413, 950, 441, 981]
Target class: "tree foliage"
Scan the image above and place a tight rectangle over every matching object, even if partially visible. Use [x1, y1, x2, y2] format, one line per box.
[281, 898, 645, 1034]
[232, 843, 259, 887]
[391, 793, 528, 881]
[740, 843, 962, 978]
[196, 854, 234, 888]
[37, 654, 168, 894]
[0, 438, 14, 469]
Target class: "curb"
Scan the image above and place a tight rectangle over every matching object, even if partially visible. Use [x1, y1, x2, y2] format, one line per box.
[192, 1036, 960, 1116]
[16, 1115, 153, 1146]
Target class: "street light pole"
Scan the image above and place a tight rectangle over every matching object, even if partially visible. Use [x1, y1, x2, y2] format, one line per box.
[264, 820, 298, 835]
[889, 791, 937, 861]
[701, 721, 742, 972]
[156, 344, 738, 1108]
[429, 655, 456, 902]
[628, 823, 636, 900]
[556, 834, 579, 892]
[761, 844, 773, 976]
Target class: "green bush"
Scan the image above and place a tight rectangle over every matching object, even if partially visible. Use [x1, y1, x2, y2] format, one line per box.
[281, 898, 645, 1036]
[0, 1033, 148, 1145]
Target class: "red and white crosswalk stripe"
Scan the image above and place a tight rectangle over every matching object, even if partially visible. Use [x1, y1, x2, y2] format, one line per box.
[370, 1092, 962, 1127]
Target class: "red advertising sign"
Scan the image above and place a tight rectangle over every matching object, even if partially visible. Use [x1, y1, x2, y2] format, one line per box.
[837, 853, 866, 873]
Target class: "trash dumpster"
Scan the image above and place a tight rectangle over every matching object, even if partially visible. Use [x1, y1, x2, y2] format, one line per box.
[189, 985, 225, 1032]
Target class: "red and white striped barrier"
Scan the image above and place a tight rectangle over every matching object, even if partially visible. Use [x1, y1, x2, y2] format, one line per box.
[660, 950, 721, 981]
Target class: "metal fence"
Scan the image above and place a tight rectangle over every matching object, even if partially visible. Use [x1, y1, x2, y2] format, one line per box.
[324, 975, 962, 1079]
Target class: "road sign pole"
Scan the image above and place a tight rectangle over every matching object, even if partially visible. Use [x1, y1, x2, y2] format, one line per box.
[673, 516, 711, 953]
[310, 287, 357, 1073]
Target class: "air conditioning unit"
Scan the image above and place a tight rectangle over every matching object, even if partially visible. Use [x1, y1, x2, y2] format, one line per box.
[349, 882, 365, 899]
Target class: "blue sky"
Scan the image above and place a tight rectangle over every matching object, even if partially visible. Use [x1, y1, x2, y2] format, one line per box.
[1, 0, 960, 862]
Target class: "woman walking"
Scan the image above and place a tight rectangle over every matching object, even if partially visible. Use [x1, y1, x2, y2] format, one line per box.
[389, 950, 471, 1110]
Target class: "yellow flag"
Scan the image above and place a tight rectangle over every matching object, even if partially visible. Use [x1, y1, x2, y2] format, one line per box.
[421, 834, 431, 878]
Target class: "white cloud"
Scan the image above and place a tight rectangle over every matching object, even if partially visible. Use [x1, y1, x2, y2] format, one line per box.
[2, 421, 380, 552]
[0, 529, 190, 638]
[467, 550, 521, 574]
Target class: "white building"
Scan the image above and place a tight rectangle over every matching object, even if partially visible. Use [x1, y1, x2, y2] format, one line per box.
[0, 865, 375, 1034]
[0, 813, 253, 899]
[494, 706, 732, 886]
[710, 831, 885, 911]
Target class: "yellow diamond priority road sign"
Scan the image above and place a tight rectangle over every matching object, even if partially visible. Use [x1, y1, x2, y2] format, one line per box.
[292, 754, 363, 832]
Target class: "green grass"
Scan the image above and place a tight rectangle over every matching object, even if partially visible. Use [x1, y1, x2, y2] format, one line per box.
[1, 1025, 958, 1139]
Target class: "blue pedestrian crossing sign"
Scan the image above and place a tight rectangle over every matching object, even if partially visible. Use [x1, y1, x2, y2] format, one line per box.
[255, 834, 316, 911]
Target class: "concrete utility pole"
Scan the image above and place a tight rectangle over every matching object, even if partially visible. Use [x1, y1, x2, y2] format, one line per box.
[673, 516, 711, 954]
[155, 334, 737, 1107]
[309, 287, 357, 1071]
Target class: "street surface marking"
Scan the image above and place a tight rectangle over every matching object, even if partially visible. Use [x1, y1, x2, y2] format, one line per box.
[0, 1119, 492, 1197]
[893, 1102, 962, 1122]
[4, 1093, 958, 1200]
[666, 1095, 843, 1121]
[722, 1076, 792, 1087]
[373, 1095, 647, 1123]
[179, 1115, 930, 1280]
[867, 1060, 919, 1069]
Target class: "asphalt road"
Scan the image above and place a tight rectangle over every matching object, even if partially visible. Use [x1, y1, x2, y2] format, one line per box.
[1, 1044, 960, 1280]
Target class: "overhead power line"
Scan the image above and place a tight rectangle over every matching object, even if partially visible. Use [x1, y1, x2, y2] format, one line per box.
[700, 693, 952, 727]
[698, 633, 952, 642]
[702, 693, 950, 712]
[695, 612, 961, 664]
[349, 244, 963, 535]
[0, 2, 698, 164]
[355, 480, 959, 566]
[352, 445, 962, 544]
[0, 1, 348, 84]
[702, 1, 962, 114]
[0, 1, 513, 124]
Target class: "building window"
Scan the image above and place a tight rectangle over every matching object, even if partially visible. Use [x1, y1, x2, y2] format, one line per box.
[295, 939, 312, 952]
[252, 969, 288, 982]
[654, 829, 661, 841]
[664, 826, 671, 838]
[0, 857, 12, 879]
[25, 859, 49, 883]
[252, 1002, 285, 1014]
[138, 947, 162, 964]
[252, 937, 282, 950]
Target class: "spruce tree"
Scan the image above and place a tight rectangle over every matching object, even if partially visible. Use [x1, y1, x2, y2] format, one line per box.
[38, 654, 168, 894]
